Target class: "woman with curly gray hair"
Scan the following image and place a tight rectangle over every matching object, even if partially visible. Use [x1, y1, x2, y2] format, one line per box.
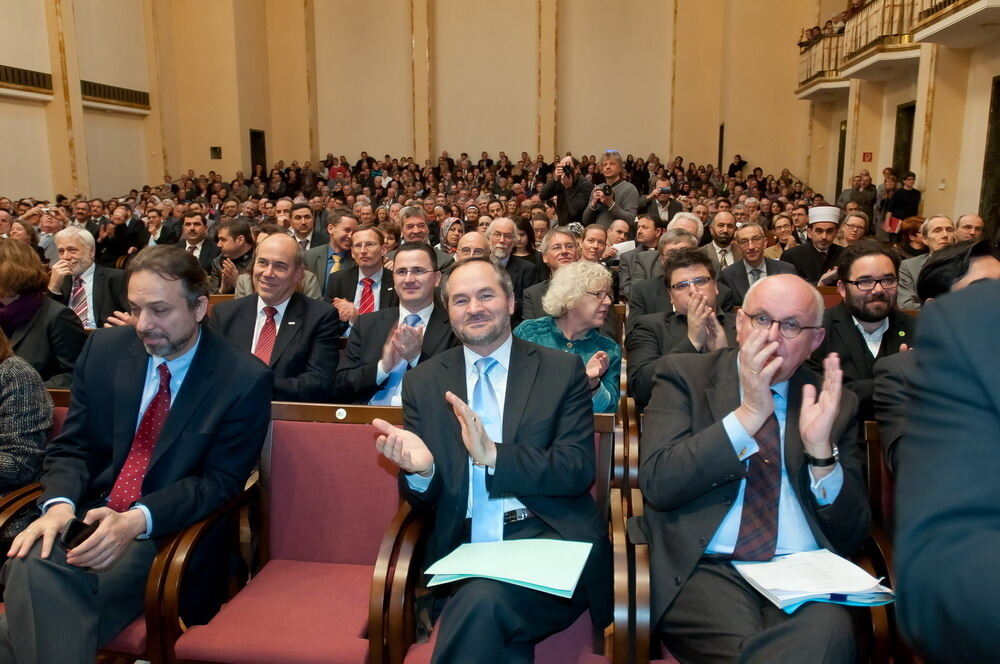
[513, 260, 621, 413]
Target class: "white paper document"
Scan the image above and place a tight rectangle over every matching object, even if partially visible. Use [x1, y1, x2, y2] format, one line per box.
[426, 539, 593, 599]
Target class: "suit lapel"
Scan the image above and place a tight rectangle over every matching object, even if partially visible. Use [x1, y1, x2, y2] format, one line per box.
[92, 267, 108, 319]
[705, 350, 741, 423]
[420, 305, 451, 356]
[831, 305, 873, 377]
[270, 294, 305, 365]
[501, 338, 539, 447]
[112, 343, 151, 473]
[230, 298, 258, 354]
[436, 348, 471, 516]
[733, 265, 751, 301]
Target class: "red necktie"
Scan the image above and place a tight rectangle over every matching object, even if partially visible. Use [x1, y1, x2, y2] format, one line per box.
[358, 278, 375, 315]
[70, 277, 89, 326]
[732, 409, 782, 561]
[107, 364, 172, 511]
[253, 306, 278, 365]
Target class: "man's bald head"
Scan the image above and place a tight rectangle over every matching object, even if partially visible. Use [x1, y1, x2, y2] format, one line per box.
[456, 231, 489, 262]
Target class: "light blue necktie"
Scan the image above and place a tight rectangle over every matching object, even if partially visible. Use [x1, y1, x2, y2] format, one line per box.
[471, 357, 505, 543]
[369, 313, 422, 406]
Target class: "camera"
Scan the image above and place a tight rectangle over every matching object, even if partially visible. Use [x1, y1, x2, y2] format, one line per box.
[601, 184, 613, 197]
[658, 187, 671, 195]
[562, 164, 573, 179]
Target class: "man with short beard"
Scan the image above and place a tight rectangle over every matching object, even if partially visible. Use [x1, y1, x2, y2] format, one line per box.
[485, 217, 538, 323]
[699, 211, 742, 273]
[806, 240, 915, 419]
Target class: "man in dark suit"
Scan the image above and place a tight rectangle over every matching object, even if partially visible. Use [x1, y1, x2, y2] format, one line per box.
[210, 233, 340, 403]
[637, 273, 869, 663]
[334, 242, 458, 404]
[640, 178, 683, 225]
[372, 258, 611, 662]
[618, 214, 665, 299]
[47, 226, 127, 329]
[288, 202, 329, 252]
[142, 208, 180, 247]
[486, 217, 537, 324]
[176, 211, 220, 272]
[326, 225, 397, 329]
[207, 219, 255, 294]
[304, 207, 358, 297]
[806, 240, 915, 420]
[69, 200, 100, 238]
[895, 280, 1000, 663]
[0, 246, 271, 664]
[781, 206, 844, 285]
[521, 227, 579, 320]
[718, 223, 797, 306]
[627, 249, 738, 413]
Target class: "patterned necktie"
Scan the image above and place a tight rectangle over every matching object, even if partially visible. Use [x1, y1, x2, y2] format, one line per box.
[299, 238, 309, 250]
[107, 364, 171, 511]
[330, 254, 343, 273]
[750, 268, 763, 284]
[732, 392, 782, 561]
[253, 306, 278, 365]
[719, 248, 729, 268]
[471, 357, 505, 543]
[186, 244, 197, 254]
[358, 278, 375, 315]
[70, 277, 89, 326]
[369, 313, 422, 406]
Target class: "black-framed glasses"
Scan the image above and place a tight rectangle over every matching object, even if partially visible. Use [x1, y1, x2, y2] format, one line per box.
[586, 290, 612, 301]
[845, 277, 898, 291]
[670, 276, 713, 292]
[745, 311, 821, 339]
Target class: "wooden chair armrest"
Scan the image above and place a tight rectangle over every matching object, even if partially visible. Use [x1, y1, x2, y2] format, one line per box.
[625, 398, 640, 492]
[368, 501, 425, 664]
[853, 538, 892, 664]
[0, 483, 42, 532]
[385, 506, 429, 664]
[159, 484, 259, 661]
[627, 487, 652, 664]
[608, 488, 630, 664]
[613, 397, 628, 490]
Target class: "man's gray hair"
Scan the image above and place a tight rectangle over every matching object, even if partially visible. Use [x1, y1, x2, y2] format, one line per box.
[55, 225, 96, 251]
[920, 215, 953, 237]
[485, 216, 515, 238]
[539, 226, 577, 254]
[667, 212, 704, 240]
[657, 229, 699, 250]
[400, 205, 427, 222]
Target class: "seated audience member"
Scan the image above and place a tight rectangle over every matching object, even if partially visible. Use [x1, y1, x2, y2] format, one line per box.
[0, 245, 271, 663]
[234, 224, 321, 299]
[210, 234, 340, 403]
[699, 211, 742, 272]
[379, 221, 401, 254]
[637, 273, 868, 663]
[642, 178, 683, 225]
[603, 218, 631, 264]
[514, 260, 620, 413]
[583, 149, 639, 228]
[9, 219, 49, 265]
[540, 155, 594, 225]
[46, 227, 127, 329]
[455, 231, 489, 262]
[435, 217, 464, 256]
[763, 213, 799, 259]
[303, 208, 357, 297]
[893, 216, 928, 260]
[388, 206, 454, 270]
[897, 215, 956, 310]
[618, 214, 666, 299]
[627, 248, 737, 412]
[486, 217, 538, 322]
[836, 211, 868, 247]
[0, 327, 51, 552]
[894, 279, 1000, 663]
[512, 217, 544, 272]
[176, 211, 220, 271]
[0, 239, 86, 388]
[334, 242, 458, 404]
[521, 227, 579, 319]
[580, 224, 609, 264]
[718, 223, 797, 306]
[876, 240, 1000, 473]
[207, 219, 255, 294]
[805, 240, 914, 420]
[327, 224, 397, 329]
[27, 207, 66, 265]
[144, 207, 180, 246]
[781, 205, 845, 285]
[288, 202, 328, 251]
[628, 230, 736, 330]
[372, 257, 611, 662]
[954, 213, 985, 242]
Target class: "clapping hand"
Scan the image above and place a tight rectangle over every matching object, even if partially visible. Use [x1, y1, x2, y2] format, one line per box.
[373, 418, 434, 476]
[445, 391, 497, 468]
[799, 353, 842, 478]
[585, 351, 610, 389]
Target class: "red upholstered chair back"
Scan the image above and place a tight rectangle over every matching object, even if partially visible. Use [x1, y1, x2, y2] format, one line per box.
[265, 413, 402, 565]
[51, 407, 68, 439]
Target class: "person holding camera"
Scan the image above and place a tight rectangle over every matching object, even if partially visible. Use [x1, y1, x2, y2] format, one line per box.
[540, 155, 594, 226]
[583, 150, 639, 229]
[641, 176, 683, 225]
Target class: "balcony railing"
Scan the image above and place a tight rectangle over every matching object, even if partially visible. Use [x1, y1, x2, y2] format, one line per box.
[916, 0, 967, 21]
[798, 34, 846, 86]
[843, 0, 918, 61]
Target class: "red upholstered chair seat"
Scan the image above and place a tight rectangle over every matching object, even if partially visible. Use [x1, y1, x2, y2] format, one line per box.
[103, 616, 147, 655]
[175, 559, 374, 664]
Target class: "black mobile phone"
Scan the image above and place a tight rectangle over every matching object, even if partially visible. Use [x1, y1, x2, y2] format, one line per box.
[60, 518, 97, 550]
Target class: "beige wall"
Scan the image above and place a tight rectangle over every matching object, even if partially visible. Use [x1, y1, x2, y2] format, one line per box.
[74, 0, 148, 90]
[233, 0, 273, 174]
[955, 39, 1000, 217]
[0, 0, 50, 72]
[672, 0, 723, 165]
[83, 108, 148, 198]
[0, 99, 54, 199]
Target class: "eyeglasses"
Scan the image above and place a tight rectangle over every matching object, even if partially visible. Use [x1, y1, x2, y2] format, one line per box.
[586, 290, 612, 301]
[745, 311, 821, 339]
[844, 224, 867, 232]
[845, 277, 898, 291]
[393, 267, 434, 277]
[670, 276, 714, 291]
[736, 236, 765, 246]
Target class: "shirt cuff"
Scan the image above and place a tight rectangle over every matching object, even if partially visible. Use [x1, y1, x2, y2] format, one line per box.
[41, 497, 75, 515]
[131, 504, 154, 539]
[376, 361, 389, 385]
[809, 463, 844, 506]
[404, 464, 435, 492]
[722, 412, 759, 462]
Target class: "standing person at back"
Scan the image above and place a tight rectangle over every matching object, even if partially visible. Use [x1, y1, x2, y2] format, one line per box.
[583, 150, 639, 229]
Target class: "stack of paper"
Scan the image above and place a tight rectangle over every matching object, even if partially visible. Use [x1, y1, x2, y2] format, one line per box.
[732, 548, 895, 614]
[426, 539, 593, 598]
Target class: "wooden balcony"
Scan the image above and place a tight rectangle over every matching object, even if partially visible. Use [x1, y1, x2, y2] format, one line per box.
[841, 0, 921, 81]
[912, 0, 1000, 48]
[796, 35, 850, 101]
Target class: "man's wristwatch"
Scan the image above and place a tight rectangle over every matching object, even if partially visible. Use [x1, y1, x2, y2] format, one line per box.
[804, 445, 839, 467]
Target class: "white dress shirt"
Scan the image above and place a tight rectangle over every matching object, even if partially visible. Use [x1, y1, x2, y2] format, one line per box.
[852, 316, 889, 357]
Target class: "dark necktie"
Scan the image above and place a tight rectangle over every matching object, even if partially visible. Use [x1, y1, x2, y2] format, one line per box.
[732, 397, 782, 561]
[107, 364, 171, 511]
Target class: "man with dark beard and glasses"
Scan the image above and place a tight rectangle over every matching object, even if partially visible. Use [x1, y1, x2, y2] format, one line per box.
[371, 258, 611, 662]
[0, 246, 271, 663]
[805, 240, 915, 419]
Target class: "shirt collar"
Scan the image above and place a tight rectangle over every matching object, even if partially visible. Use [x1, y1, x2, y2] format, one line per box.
[851, 315, 889, 340]
[79, 262, 96, 283]
[360, 267, 384, 286]
[256, 295, 292, 319]
[463, 331, 514, 375]
[735, 351, 790, 402]
[399, 301, 434, 325]
[151, 328, 202, 376]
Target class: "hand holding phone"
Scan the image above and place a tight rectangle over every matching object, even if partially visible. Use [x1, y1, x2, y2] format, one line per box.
[60, 518, 97, 550]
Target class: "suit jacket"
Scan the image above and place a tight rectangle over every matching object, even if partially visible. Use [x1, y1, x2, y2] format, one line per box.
[636, 348, 869, 623]
[780, 242, 844, 284]
[805, 303, 917, 419]
[40, 325, 272, 538]
[325, 266, 398, 310]
[9, 297, 86, 388]
[521, 278, 619, 340]
[896, 253, 928, 310]
[176, 239, 221, 272]
[699, 242, 743, 273]
[332, 304, 458, 403]
[618, 246, 659, 299]
[209, 292, 340, 402]
[626, 276, 736, 332]
[625, 311, 737, 412]
[872, 350, 916, 475]
[303, 244, 356, 296]
[504, 255, 538, 325]
[717, 258, 798, 306]
[49, 265, 128, 328]
[399, 338, 612, 627]
[640, 197, 682, 225]
[894, 281, 1000, 662]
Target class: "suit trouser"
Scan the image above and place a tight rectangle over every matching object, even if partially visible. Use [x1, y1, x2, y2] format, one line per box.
[431, 518, 591, 664]
[657, 558, 857, 664]
[0, 537, 156, 664]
